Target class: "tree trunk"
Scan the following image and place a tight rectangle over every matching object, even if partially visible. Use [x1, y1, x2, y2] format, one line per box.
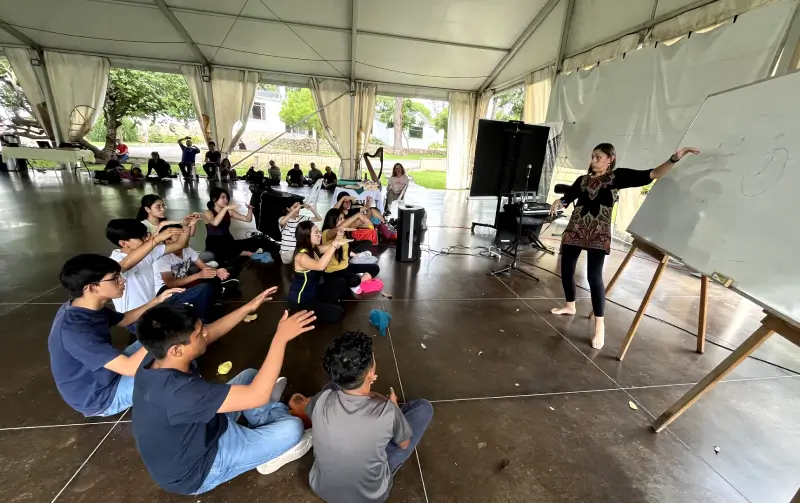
[102, 109, 120, 161]
[393, 96, 403, 154]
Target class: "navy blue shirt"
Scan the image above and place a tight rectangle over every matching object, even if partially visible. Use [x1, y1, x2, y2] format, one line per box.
[180, 144, 200, 164]
[132, 355, 230, 495]
[48, 302, 126, 416]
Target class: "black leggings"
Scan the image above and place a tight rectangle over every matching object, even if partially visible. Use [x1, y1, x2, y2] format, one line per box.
[325, 263, 380, 288]
[559, 244, 606, 317]
[289, 277, 348, 324]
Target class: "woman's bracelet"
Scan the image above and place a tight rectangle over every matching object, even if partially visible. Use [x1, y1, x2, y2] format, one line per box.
[669, 154, 680, 163]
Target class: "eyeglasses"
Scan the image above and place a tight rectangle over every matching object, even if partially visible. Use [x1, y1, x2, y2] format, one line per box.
[97, 274, 124, 285]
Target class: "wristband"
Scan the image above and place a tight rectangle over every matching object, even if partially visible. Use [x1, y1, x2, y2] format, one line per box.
[669, 154, 680, 163]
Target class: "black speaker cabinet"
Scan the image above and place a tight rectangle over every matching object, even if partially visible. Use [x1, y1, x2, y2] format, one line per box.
[395, 204, 424, 262]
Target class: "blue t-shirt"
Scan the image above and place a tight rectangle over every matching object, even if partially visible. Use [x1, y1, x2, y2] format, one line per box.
[132, 355, 230, 495]
[180, 144, 200, 164]
[48, 302, 126, 416]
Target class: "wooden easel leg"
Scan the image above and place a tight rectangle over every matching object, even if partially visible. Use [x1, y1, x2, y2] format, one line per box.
[653, 323, 774, 432]
[617, 255, 669, 361]
[697, 275, 709, 354]
[605, 245, 637, 296]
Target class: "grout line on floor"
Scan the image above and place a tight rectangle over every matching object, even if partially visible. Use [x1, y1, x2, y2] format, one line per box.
[0, 420, 132, 432]
[1, 285, 61, 314]
[429, 387, 622, 404]
[51, 409, 129, 503]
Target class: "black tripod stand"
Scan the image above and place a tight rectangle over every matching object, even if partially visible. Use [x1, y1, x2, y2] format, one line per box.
[490, 164, 539, 282]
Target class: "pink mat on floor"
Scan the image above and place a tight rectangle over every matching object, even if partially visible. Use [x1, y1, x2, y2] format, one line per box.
[360, 278, 384, 293]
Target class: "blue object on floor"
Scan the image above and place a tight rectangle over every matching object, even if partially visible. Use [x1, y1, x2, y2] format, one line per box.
[251, 251, 274, 263]
[369, 309, 392, 337]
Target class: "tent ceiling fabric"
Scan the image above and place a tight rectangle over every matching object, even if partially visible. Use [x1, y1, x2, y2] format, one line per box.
[0, 0, 776, 96]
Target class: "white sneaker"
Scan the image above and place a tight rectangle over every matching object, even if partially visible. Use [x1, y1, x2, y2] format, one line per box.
[206, 261, 219, 268]
[351, 286, 363, 295]
[256, 429, 313, 475]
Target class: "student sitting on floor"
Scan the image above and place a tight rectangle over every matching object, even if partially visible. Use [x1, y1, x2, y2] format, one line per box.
[288, 221, 350, 324]
[154, 224, 237, 298]
[286, 164, 305, 188]
[48, 254, 182, 418]
[307, 162, 323, 184]
[219, 158, 238, 182]
[137, 195, 215, 265]
[322, 166, 337, 190]
[321, 209, 380, 294]
[278, 201, 322, 265]
[268, 160, 282, 186]
[132, 296, 316, 495]
[106, 218, 216, 324]
[303, 331, 433, 503]
[203, 187, 264, 268]
[146, 152, 172, 180]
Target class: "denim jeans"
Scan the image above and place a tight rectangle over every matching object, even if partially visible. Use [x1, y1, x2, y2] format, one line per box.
[95, 340, 142, 417]
[386, 399, 434, 473]
[192, 369, 305, 495]
[165, 282, 216, 322]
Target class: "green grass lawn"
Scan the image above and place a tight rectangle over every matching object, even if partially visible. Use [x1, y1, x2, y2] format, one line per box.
[385, 153, 446, 161]
[408, 171, 446, 190]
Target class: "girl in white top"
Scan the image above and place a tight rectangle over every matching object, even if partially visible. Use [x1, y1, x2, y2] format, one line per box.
[384, 163, 409, 215]
[137, 194, 213, 263]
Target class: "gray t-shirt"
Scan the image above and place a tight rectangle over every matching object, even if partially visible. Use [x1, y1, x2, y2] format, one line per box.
[307, 387, 412, 503]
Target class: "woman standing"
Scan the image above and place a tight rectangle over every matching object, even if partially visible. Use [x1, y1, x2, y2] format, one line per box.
[202, 187, 260, 266]
[289, 221, 350, 323]
[549, 143, 699, 350]
[384, 163, 409, 215]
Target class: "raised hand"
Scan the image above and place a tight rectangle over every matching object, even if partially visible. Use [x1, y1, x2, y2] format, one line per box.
[674, 147, 701, 161]
[154, 227, 183, 243]
[275, 310, 317, 342]
[156, 287, 185, 303]
[388, 387, 398, 405]
[225, 203, 239, 211]
[245, 286, 278, 312]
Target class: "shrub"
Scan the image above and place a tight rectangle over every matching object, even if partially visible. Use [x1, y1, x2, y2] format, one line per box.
[369, 136, 386, 146]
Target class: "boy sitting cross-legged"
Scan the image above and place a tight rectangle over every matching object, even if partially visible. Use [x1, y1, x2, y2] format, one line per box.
[303, 331, 434, 503]
[48, 254, 183, 418]
[132, 290, 316, 495]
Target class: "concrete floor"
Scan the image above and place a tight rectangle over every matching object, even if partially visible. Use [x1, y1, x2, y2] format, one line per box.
[1, 169, 798, 503]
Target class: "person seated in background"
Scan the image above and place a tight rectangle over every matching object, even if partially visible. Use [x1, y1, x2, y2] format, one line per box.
[245, 166, 265, 185]
[48, 254, 181, 418]
[286, 164, 304, 188]
[321, 209, 380, 294]
[146, 152, 172, 180]
[278, 202, 322, 265]
[107, 218, 217, 325]
[322, 166, 337, 190]
[219, 158, 237, 182]
[268, 160, 282, 186]
[178, 137, 201, 180]
[303, 332, 433, 503]
[289, 221, 350, 324]
[115, 139, 129, 162]
[307, 162, 323, 185]
[155, 223, 237, 300]
[203, 141, 222, 180]
[384, 163, 409, 216]
[132, 294, 316, 495]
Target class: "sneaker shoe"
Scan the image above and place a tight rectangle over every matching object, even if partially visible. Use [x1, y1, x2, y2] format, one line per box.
[220, 278, 240, 288]
[351, 286, 363, 295]
[256, 429, 313, 475]
[270, 376, 287, 403]
[206, 260, 219, 268]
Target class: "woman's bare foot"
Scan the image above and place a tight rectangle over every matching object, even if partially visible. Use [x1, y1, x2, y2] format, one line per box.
[550, 302, 576, 315]
[591, 316, 605, 349]
[360, 272, 373, 283]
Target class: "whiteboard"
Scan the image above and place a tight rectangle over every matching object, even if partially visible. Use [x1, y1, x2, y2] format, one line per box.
[628, 71, 800, 327]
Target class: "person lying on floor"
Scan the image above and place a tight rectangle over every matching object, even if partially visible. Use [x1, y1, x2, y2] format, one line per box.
[321, 210, 380, 294]
[288, 221, 351, 324]
[302, 331, 433, 503]
[48, 254, 182, 418]
[132, 294, 316, 495]
[106, 218, 216, 325]
[203, 187, 266, 268]
[286, 164, 305, 188]
[155, 224, 237, 299]
[278, 201, 322, 265]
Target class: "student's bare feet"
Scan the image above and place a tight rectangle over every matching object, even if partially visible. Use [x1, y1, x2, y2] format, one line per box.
[550, 302, 576, 315]
[360, 273, 373, 283]
[591, 317, 605, 349]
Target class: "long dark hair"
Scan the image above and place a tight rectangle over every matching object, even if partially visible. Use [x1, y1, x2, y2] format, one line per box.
[392, 163, 405, 176]
[136, 194, 163, 222]
[322, 208, 344, 262]
[294, 220, 320, 259]
[207, 187, 229, 211]
[589, 143, 617, 174]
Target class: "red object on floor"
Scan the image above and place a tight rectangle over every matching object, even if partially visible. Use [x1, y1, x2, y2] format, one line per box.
[360, 278, 384, 293]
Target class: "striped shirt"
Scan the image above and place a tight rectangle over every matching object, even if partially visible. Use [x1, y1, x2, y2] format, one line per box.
[279, 215, 308, 254]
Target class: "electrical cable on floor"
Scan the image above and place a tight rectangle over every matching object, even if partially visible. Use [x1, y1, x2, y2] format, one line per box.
[515, 257, 799, 376]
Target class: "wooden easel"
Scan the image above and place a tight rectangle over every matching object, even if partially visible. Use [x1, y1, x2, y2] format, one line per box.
[653, 312, 800, 432]
[603, 236, 709, 361]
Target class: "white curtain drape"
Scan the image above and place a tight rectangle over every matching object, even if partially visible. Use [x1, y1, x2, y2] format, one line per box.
[446, 90, 493, 190]
[547, 0, 794, 237]
[180, 65, 213, 144]
[44, 52, 109, 142]
[210, 69, 259, 154]
[649, 0, 775, 42]
[562, 34, 639, 73]
[310, 78, 351, 176]
[522, 66, 554, 124]
[354, 82, 377, 176]
[4, 48, 53, 139]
